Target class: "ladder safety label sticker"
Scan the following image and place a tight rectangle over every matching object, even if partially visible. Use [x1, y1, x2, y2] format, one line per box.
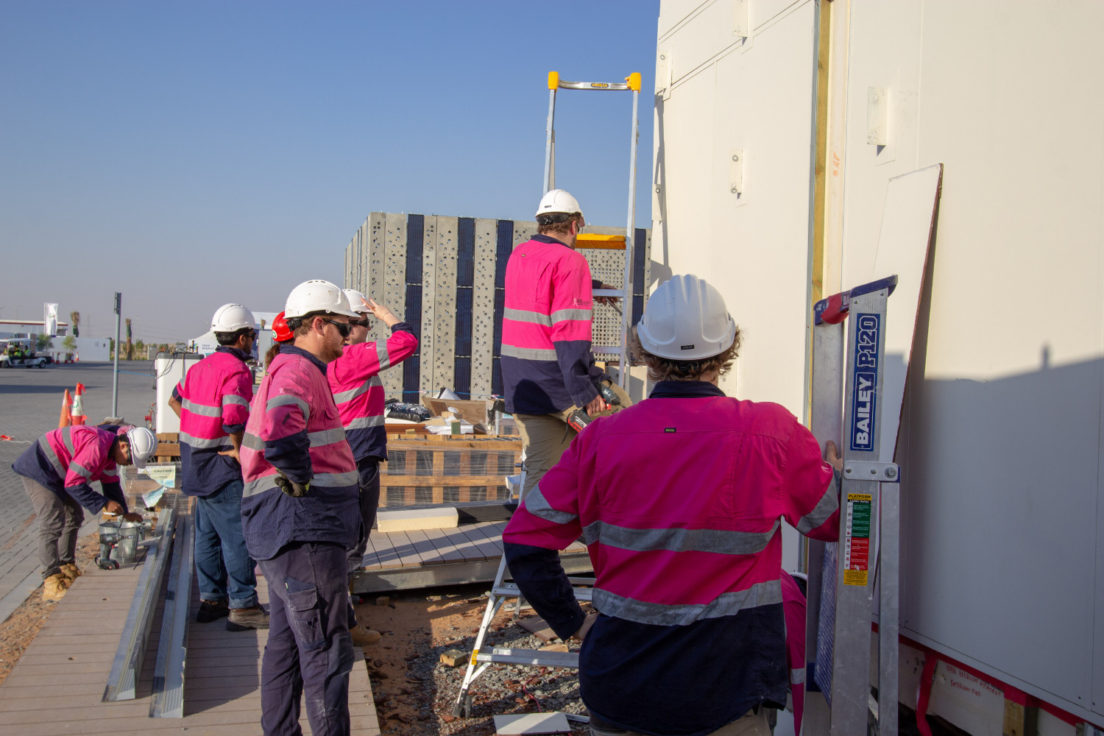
[850, 313, 880, 452]
[843, 492, 872, 586]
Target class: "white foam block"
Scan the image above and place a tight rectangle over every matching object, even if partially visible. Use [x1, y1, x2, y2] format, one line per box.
[375, 506, 459, 532]
[493, 712, 571, 734]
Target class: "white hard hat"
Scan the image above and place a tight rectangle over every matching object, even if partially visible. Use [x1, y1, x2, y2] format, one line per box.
[343, 289, 369, 314]
[124, 426, 158, 469]
[636, 275, 737, 360]
[285, 279, 360, 319]
[210, 304, 256, 333]
[535, 189, 583, 219]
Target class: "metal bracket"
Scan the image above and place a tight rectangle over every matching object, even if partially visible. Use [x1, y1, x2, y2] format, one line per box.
[729, 150, 744, 196]
[843, 461, 899, 482]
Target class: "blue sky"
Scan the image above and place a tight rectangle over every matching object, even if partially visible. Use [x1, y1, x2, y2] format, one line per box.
[0, 0, 659, 344]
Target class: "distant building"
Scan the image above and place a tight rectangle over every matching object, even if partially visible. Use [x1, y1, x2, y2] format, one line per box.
[344, 212, 651, 404]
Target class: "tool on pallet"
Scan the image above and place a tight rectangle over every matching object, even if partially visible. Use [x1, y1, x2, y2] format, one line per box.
[544, 69, 641, 390]
[805, 275, 901, 736]
[452, 70, 642, 719]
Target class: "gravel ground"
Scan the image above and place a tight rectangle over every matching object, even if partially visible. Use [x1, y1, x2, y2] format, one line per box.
[361, 587, 592, 735]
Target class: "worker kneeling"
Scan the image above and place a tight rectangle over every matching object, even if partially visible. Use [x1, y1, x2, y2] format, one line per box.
[503, 274, 842, 736]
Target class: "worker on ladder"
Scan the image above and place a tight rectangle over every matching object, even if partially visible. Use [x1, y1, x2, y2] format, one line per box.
[503, 274, 843, 736]
[501, 188, 630, 498]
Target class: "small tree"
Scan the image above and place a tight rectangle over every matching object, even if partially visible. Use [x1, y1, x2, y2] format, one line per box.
[36, 334, 52, 352]
[62, 335, 76, 359]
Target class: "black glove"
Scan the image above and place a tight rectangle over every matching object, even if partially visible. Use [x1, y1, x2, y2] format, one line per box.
[274, 474, 310, 497]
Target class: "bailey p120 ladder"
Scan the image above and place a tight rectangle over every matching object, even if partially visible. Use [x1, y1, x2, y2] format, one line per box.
[806, 276, 901, 736]
[451, 70, 642, 720]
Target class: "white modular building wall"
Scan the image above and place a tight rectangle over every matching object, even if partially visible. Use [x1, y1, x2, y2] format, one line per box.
[655, 0, 1104, 728]
[834, 1, 1104, 726]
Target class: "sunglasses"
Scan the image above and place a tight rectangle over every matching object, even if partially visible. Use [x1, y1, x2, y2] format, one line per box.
[322, 318, 351, 338]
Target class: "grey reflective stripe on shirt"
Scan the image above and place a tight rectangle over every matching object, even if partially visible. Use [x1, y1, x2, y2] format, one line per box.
[503, 308, 552, 327]
[38, 436, 66, 477]
[241, 432, 264, 451]
[582, 520, 779, 556]
[182, 398, 221, 417]
[593, 579, 783, 627]
[522, 486, 577, 525]
[307, 427, 347, 448]
[796, 475, 841, 534]
[791, 668, 806, 685]
[310, 470, 359, 487]
[375, 343, 391, 371]
[243, 469, 360, 499]
[550, 307, 592, 324]
[346, 415, 384, 430]
[267, 394, 310, 421]
[69, 462, 93, 481]
[222, 394, 250, 408]
[333, 383, 369, 403]
[500, 345, 557, 361]
[243, 477, 274, 498]
[335, 375, 384, 405]
[179, 432, 233, 450]
[59, 427, 75, 455]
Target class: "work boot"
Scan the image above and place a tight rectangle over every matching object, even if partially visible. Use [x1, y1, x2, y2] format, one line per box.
[349, 622, 382, 646]
[42, 573, 70, 602]
[227, 605, 270, 631]
[59, 563, 82, 582]
[195, 599, 229, 623]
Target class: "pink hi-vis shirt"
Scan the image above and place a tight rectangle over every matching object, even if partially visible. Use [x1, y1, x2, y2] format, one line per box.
[501, 234, 602, 414]
[327, 323, 417, 461]
[12, 425, 127, 513]
[173, 347, 253, 496]
[240, 346, 359, 561]
[503, 382, 839, 734]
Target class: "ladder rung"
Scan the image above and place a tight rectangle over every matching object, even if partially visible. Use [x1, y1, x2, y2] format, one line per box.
[592, 288, 625, 298]
[477, 648, 579, 668]
[492, 583, 593, 602]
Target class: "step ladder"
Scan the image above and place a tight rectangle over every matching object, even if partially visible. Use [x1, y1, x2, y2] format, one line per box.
[806, 276, 901, 736]
[450, 467, 593, 718]
[544, 70, 641, 390]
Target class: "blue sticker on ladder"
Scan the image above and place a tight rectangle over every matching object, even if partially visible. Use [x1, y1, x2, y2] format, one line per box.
[849, 313, 880, 452]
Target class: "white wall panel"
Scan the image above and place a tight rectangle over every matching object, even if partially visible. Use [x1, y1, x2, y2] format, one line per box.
[835, 0, 1104, 723]
[654, 0, 819, 414]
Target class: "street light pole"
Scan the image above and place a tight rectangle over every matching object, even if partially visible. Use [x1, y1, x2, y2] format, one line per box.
[112, 292, 121, 420]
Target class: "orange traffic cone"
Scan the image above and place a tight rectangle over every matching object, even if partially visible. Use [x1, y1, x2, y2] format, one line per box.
[70, 384, 86, 426]
[58, 389, 72, 428]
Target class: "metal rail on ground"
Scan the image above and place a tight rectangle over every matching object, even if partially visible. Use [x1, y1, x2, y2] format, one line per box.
[103, 506, 177, 702]
[150, 511, 193, 718]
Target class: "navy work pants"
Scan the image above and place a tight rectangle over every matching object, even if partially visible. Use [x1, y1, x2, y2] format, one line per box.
[259, 541, 354, 736]
[345, 460, 380, 574]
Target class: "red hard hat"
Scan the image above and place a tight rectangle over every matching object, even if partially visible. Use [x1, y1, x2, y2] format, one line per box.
[271, 311, 294, 343]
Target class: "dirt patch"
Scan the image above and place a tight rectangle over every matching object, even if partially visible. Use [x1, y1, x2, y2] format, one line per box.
[0, 533, 100, 686]
[355, 585, 591, 735]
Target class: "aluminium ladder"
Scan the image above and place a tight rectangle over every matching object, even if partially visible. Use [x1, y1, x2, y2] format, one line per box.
[807, 276, 901, 736]
[545, 70, 642, 390]
[451, 71, 642, 718]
